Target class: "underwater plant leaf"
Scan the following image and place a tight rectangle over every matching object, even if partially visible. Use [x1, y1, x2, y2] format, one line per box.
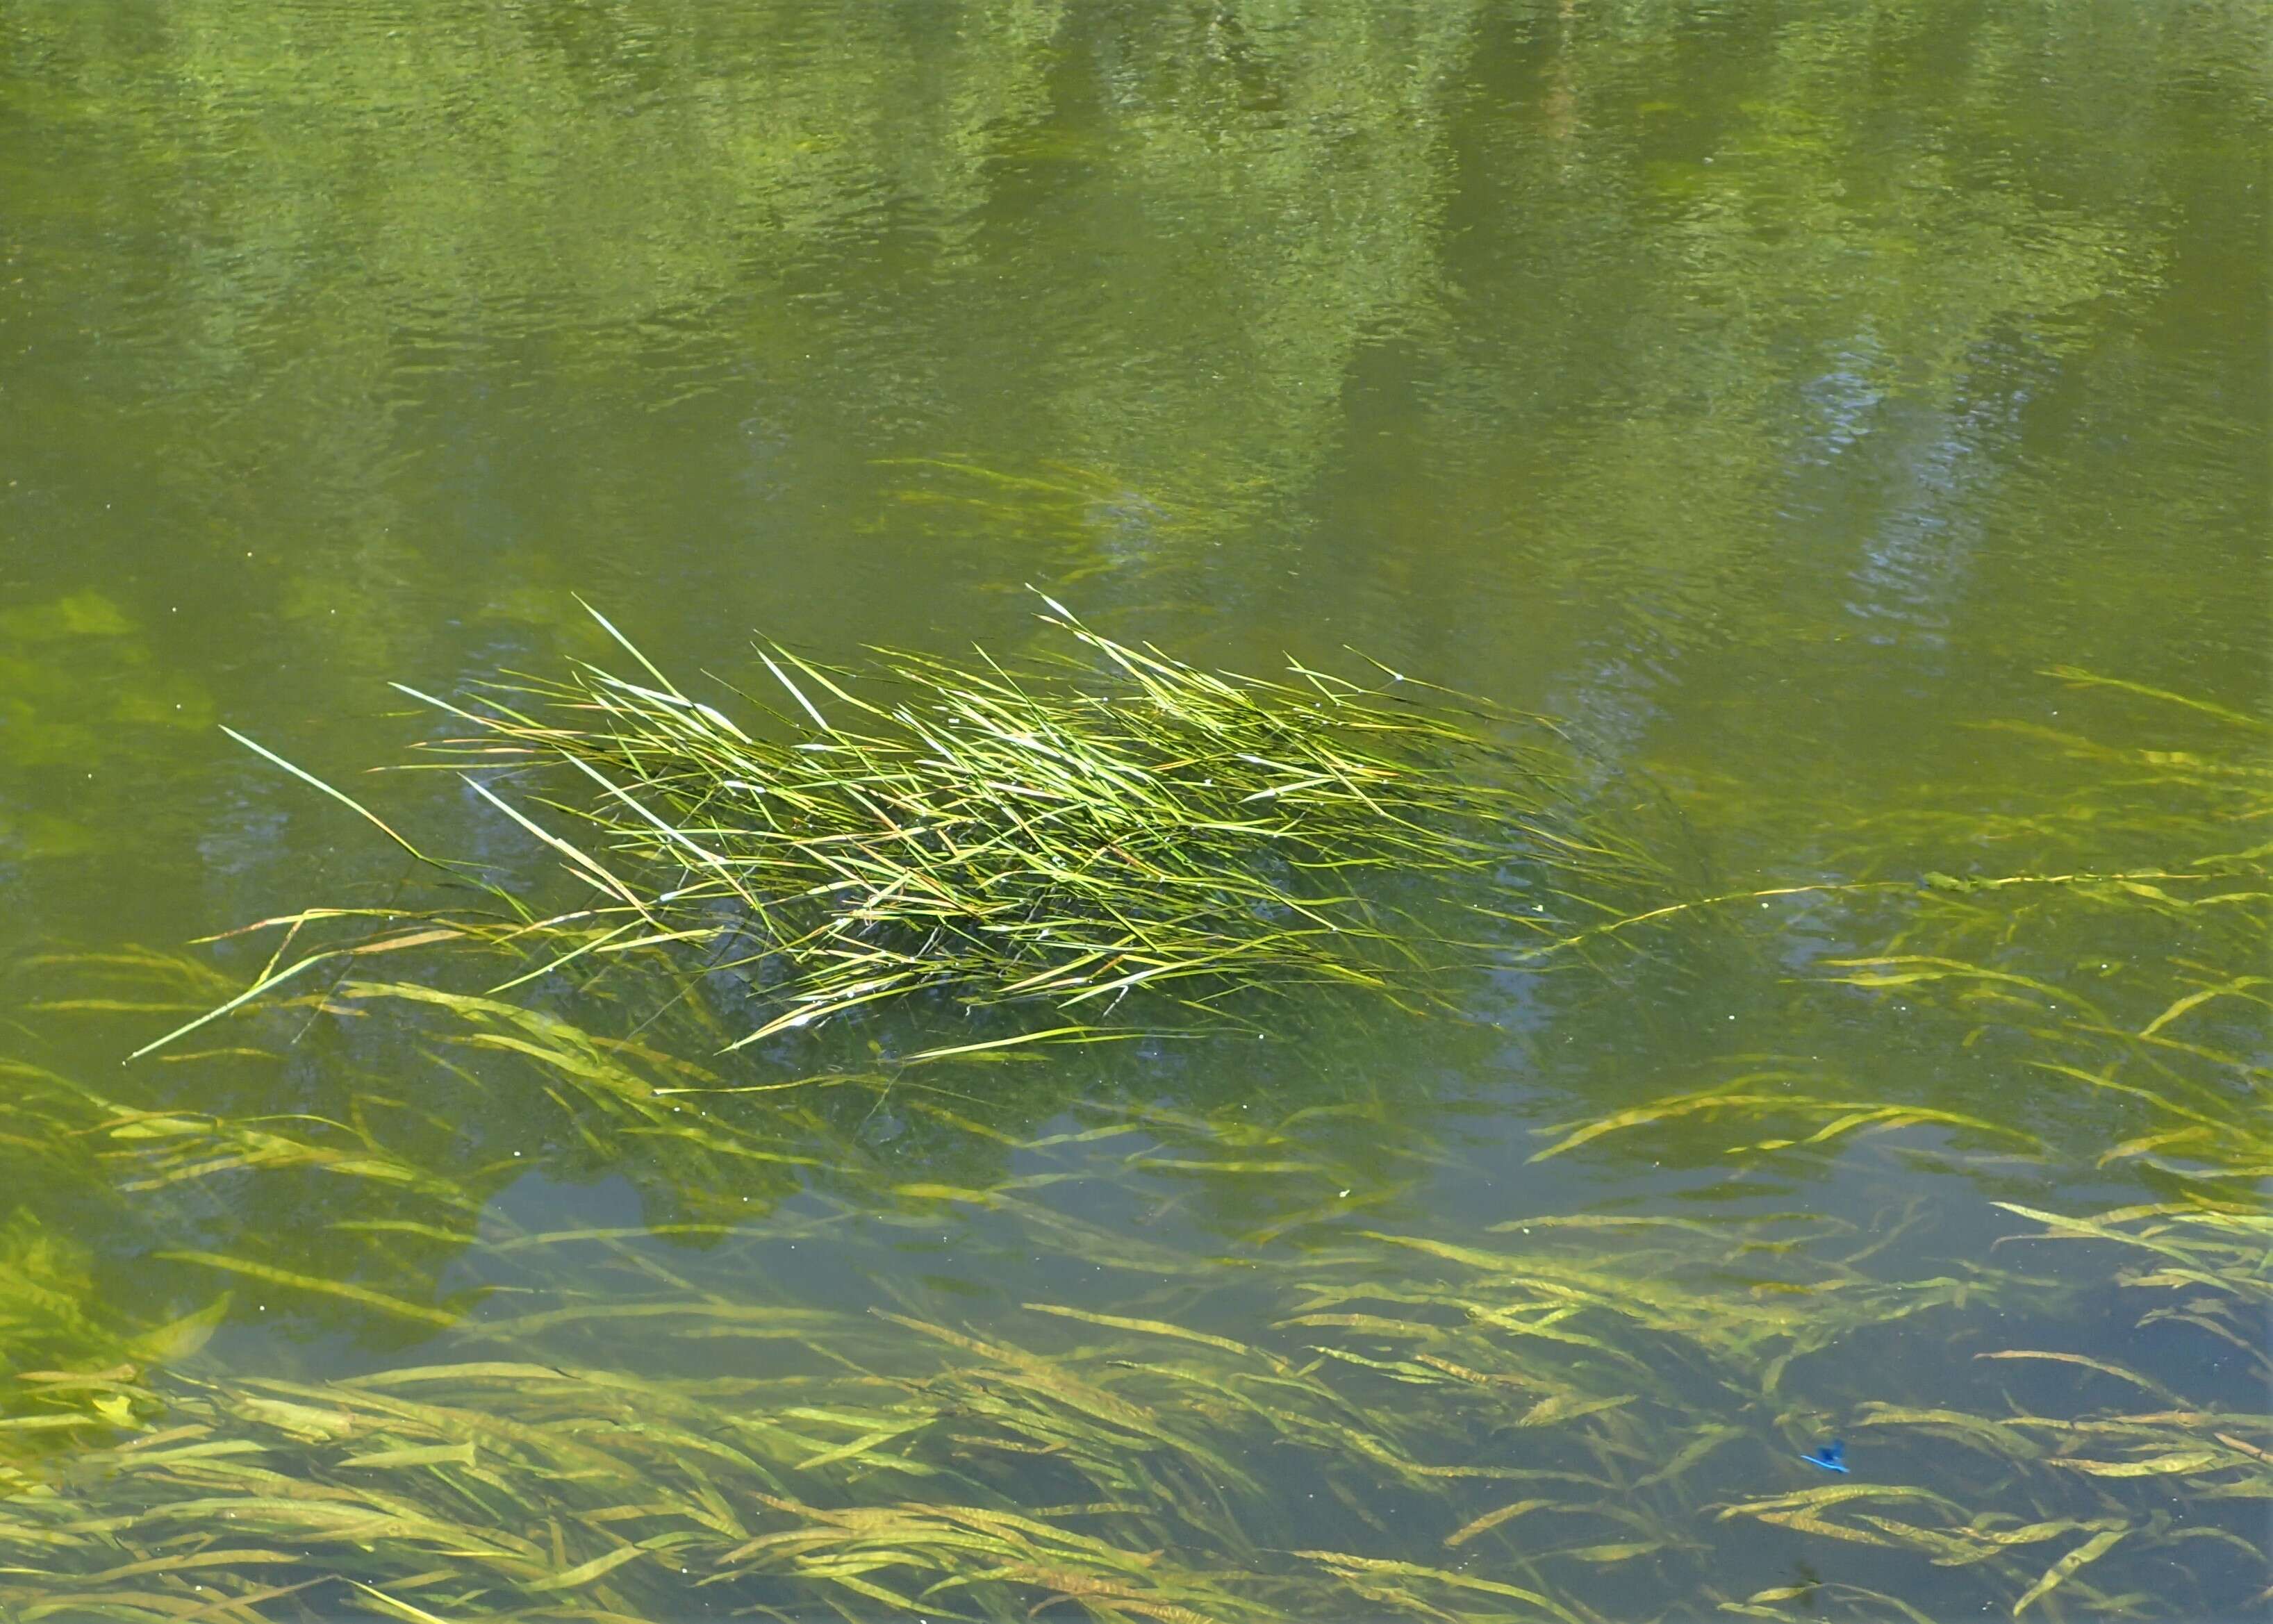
[2011, 1527, 2126, 1616]
[153, 1253, 460, 1329]
[1443, 1499, 1553, 1548]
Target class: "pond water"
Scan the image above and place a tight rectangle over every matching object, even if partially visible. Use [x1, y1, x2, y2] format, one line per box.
[1, 3, 2267, 1619]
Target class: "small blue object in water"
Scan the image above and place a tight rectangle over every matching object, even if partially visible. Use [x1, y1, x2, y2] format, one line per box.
[1801, 1440, 1849, 1473]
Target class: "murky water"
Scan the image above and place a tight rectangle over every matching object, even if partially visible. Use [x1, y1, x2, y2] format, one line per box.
[3, 3, 2267, 1618]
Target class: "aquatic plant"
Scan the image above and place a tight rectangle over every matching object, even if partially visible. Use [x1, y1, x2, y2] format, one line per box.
[152, 597, 1666, 1061]
[1, 1013, 2265, 1622]
[3, 938, 2271, 1621]
[1, 667, 2263, 1621]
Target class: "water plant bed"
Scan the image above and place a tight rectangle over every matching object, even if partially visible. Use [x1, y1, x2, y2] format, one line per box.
[1, 985, 2266, 1623]
[4, 669, 2238, 1622]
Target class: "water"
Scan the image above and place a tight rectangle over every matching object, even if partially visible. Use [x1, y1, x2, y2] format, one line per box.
[2, 2, 2267, 1618]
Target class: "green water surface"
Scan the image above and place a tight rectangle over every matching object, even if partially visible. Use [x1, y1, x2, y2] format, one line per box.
[1, 3, 2268, 1619]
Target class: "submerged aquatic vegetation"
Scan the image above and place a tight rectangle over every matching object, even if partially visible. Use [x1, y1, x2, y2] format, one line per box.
[1485, 676, 2273, 1616]
[0, 1057, 2258, 1623]
[0, 668, 2263, 1620]
[152, 597, 1668, 1061]
[3, 952, 2272, 1620]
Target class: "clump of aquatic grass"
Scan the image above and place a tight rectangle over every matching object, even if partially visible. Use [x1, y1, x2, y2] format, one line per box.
[328, 595, 1658, 1050]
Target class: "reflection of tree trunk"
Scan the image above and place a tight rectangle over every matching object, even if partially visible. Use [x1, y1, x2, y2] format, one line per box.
[1543, 0, 1580, 145]
[1841, 383, 2015, 649]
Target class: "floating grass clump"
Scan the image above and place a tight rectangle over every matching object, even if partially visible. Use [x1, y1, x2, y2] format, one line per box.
[367, 596, 1655, 1050]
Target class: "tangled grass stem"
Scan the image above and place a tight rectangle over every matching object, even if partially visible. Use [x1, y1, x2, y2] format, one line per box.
[313, 595, 1662, 1052]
